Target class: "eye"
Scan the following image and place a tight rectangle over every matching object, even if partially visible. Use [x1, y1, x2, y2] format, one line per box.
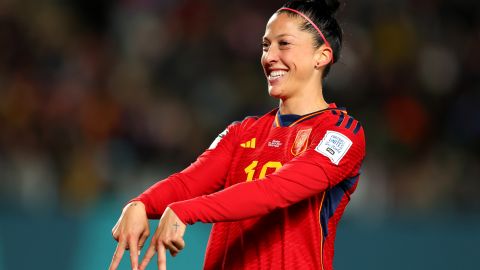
[279, 40, 290, 46]
[262, 41, 270, 51]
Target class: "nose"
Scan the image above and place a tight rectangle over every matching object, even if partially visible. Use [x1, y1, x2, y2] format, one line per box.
[262, 45, 279, 65]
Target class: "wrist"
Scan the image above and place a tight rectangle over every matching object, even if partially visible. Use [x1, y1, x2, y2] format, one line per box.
[124, 200, 146, 212]
[168, 203, 189, 225]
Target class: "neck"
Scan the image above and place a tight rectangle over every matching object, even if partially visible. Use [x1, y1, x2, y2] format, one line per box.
[278, 86, 329, 115]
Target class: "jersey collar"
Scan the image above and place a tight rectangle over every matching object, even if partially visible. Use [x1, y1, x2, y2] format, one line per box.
[273, 103, 347, 127]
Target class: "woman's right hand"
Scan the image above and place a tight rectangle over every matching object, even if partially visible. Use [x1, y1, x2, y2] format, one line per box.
[109, 201, 150, 270]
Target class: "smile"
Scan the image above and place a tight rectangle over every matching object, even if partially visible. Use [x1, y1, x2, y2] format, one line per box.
[267, 70, 288, 82]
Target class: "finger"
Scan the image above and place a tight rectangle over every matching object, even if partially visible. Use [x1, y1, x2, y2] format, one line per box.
[111, 224, 119, 242]
[129, 238, 139, 270]
[109, 239, 127, 270]
[138, 232, 149, 250]
[157, 242, 167, 270]
[139, 243, 156, 270]
[165, 241, 179, 254]
[165, 242, 179, 257]
[171, 238, 185, 251]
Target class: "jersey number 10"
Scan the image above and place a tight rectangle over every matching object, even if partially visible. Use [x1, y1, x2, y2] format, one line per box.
[244, 161, 283, 182]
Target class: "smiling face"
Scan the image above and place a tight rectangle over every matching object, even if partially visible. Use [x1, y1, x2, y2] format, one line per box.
[261, 12, 321, 99]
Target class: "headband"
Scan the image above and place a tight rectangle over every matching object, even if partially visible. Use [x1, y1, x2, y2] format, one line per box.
[278, 7, 334, 63]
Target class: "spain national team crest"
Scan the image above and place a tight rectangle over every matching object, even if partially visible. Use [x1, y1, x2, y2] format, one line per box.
[291, 128, 312, 156]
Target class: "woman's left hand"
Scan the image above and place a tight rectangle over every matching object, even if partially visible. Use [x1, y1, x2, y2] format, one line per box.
[139, 207, 186, 270]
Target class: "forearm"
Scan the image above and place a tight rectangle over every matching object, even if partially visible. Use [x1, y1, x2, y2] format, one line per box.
[133, 173, 197, 219]
[132, 124, 238, 219]
[169, 160, 332, 224]
[169, 141, 364, 225]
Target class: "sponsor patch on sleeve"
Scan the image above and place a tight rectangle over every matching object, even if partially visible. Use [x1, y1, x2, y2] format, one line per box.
[208, 128, 228, 150]
[315, 130, 352, 165]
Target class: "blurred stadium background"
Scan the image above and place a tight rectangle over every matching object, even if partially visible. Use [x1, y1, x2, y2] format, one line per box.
[0, 0, 479, 269]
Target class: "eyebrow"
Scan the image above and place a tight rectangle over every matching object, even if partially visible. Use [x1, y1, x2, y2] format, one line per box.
[263, 33, 297, 40]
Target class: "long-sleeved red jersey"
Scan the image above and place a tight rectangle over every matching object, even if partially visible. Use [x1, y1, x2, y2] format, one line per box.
[134, 103, 365, 270]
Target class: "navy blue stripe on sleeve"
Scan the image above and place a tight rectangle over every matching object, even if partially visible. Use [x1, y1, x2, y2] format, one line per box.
[353, 121, 362, 134]
[335, 114, 345, 127]
[345, 117, 354, 129]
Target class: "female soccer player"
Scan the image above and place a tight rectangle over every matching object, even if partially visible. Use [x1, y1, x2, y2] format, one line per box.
[109, 0, 365, 269]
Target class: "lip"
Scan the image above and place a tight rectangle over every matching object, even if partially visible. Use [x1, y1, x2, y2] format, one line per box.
[266, 68, 288, 85]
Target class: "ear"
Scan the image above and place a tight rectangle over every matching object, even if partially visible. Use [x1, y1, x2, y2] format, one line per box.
[314, 44, 333, 69]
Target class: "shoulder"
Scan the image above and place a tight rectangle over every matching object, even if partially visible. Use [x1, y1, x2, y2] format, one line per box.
[237, 115, 260, 127]
[310, 109, 366, 163]
[322, 109, 365, 140]
[308, 109, 364, 139]
[208, 112, 271, 150]
[229, 109, 276, 130]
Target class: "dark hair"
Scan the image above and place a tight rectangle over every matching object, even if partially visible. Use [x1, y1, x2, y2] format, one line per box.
[277, 0, 343, 77]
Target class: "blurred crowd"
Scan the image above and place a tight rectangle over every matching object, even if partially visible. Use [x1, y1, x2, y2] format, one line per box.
[0, 0, 479, 217]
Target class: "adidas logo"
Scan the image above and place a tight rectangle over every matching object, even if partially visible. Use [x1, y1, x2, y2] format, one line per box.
[240, 138, 256, 149]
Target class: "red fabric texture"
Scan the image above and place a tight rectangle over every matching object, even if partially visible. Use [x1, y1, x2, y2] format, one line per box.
[134, 104, 366, 270]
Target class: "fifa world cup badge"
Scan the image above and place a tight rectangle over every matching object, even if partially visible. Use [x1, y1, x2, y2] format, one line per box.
[291, 128, 312, 156]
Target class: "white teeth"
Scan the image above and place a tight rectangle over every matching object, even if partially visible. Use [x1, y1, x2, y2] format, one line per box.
[268, 70, 287, 80]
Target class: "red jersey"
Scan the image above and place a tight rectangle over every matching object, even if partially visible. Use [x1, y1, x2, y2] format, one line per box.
[134, 103, 366, 270]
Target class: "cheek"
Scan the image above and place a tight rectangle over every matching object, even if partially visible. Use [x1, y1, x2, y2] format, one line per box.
[260, 55, 266, 68]
[293, 54, 315, 74]
[260, 54, 269, 71]
[288, 51, 315, 70]
[283, 51, 311, 71]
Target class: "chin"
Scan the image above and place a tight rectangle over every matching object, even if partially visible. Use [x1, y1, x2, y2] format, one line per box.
[268, 84, 291, 100]
[268, 87, 282, 99]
